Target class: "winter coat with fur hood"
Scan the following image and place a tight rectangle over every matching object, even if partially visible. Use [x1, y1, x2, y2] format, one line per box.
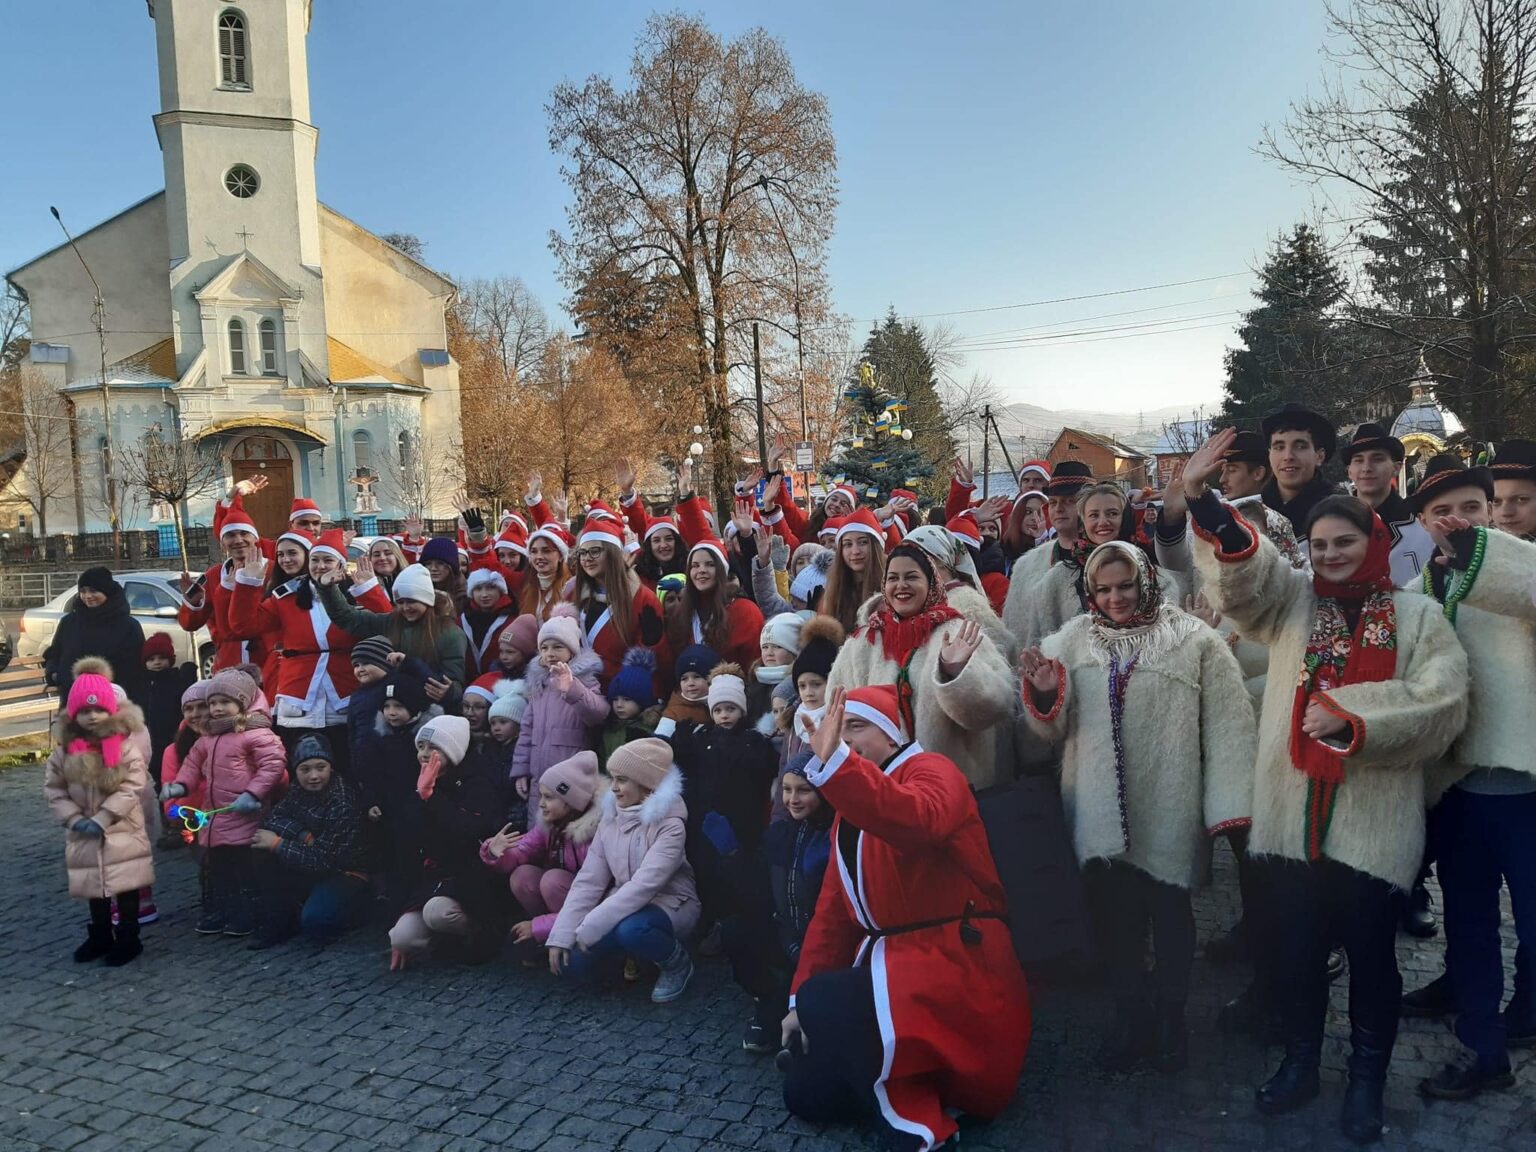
[547, 766, 700, 950]
[172, 713, 288, 848]
[44, 708, 155, 899]
[827, 595, 1017, 790]
[1024, 611, 1256, 888]
[510, 648, 609, 798]
[1191, 507, 1468, 890]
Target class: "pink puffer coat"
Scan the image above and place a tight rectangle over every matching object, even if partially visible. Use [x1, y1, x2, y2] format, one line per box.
[172, 716, 288, 848]
[43, 709, 155, 900]
[510, 648, 609, 813]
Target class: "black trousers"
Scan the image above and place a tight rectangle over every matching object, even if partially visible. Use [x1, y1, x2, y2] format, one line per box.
[1086, 859, 1196, 1004]
[1264, 857, 1403, 1053]
[89, 889, 140, 930]
[784, 966, 882, 1122]
[721, 912, 790, 1017]
[206, 844, 256, 920]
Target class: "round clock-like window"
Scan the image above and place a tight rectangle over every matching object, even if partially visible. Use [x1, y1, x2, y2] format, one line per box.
[224, 164, 260, 198]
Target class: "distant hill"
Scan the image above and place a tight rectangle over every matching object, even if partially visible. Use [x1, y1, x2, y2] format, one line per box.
[961, 401, 1210, 459]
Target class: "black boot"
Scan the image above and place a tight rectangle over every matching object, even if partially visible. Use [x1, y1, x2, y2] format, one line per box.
[1255, 1039, 1322, 1114]
[73, 902, 114, 963]
[1401, 972, 1455, 1019]
[1399, 881, 1437, 939]
[1339, 1026, 1393, 1144]
[1097, 997, 1153, 1073]
[1153, 998, 1188, 1073]
[105, 892, 143, 966]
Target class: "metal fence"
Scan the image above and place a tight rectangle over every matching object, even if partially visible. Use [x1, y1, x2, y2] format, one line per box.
[0, 527, 215, 570]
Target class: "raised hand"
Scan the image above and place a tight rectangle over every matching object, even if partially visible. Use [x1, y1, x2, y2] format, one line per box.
[677, 457, 694, 495]
[342, 529, 356, 548]
[938, 620, 984, 675]
[953, 456, 974, 487]
[483, 823, 522, 859]
[526, 472, 543, 504]
[731, 498, 755, 540]
[353, 552, 374, 582]
[242, 550, 269, 582]
[756, 527, 775, 564]
[1182, 428, 1238, 500]
[403, 514, 424, 540]
[550, 491, 569, 522]
[770, 533, 790, 570]
[971, 497, 1009, 528]
[1428, 514, 1473, 562]
[614, 457, 637, 494]
[234, 474, 269, 498]
[807, 686, 846, 763]
[1185, 591, 1221, 630]
[550, 660, 573, 694]
[760, 472, 783, 509]
[1161, 461, 1189, 521]
[1018, 647, 1060, 696]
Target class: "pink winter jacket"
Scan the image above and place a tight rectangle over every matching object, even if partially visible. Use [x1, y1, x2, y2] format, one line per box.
[547, 766, 699, 951]
[478, 778, 608, 943]
[173, 716, 288, 848]
[510, 648, 609, 791]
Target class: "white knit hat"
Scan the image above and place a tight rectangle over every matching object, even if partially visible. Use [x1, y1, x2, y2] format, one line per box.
[416, 714, 470, 766]
[760, 612, 805, 656]
[488, 678, 529, 724]
[392, 563, 435, 606]
[707, 666, 748, 713]
[466, 568, 508, 597]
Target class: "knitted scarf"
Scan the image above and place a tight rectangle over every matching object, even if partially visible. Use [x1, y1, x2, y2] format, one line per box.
[1291, 512, 1397, 860]
[67, 731, 125, 770]
[864, 546, 962, 734]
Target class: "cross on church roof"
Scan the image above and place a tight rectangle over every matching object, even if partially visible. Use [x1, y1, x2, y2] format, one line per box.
[236, 225, 255, 248]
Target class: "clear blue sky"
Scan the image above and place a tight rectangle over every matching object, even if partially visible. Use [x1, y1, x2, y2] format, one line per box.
[0, 0, 1335, 412]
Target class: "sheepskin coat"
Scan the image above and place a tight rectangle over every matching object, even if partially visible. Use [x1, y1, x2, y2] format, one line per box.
[1417, 527, 1536, 797]
[827, 595, 1017, 790]
[43, 709, 155, 899]
[1003, 537, 1189, 650]
[547, 766, 700, 950]
[1024, 612, 1256, 888]
[945, 580, 1016, 664]
[1192, 517, 1468, 890]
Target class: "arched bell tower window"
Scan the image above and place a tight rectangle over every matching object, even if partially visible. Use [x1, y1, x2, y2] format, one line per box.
[228, 319, 247, 375]
[259, 319, 279, 374]
[219, 11, 249, 88]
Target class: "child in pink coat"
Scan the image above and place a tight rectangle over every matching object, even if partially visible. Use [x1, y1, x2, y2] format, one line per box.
[509, 606, 610, 823]
[479, 750, 608, 963]
[164, 667, 287, 937]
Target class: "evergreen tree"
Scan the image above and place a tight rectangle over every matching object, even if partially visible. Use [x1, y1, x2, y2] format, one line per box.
[1220, 225, 1357, 430]
[823, 310, 951, 502]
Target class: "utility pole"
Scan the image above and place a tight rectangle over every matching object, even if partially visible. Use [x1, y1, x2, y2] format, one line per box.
[753, 322, 768, 467]
[51, 206, 120, 559]
[981, 404, 991, 499]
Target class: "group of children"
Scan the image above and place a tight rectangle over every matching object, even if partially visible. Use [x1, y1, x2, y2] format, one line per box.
[45, 589, 845, 1040]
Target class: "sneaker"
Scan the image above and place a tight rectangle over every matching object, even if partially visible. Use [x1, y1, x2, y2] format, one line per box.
[195, 912, 227, 935]
[223, 909, 255, 938]
[742, 1020, 776, 1054]
[137, 890, 158, 925]
[1419, 1052, 1516, 1100]
[651, 944, 694, 1004]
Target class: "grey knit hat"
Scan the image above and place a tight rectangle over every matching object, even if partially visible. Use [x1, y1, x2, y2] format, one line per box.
[350, 635, 394, 671]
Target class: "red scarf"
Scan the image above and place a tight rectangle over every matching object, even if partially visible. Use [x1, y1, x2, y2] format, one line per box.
[1290, 512, 1398, 858]
[863, 585, 962, 667]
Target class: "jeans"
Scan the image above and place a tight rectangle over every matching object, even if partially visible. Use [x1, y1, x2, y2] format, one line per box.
[1265, 857, 1403, 1056]
[252, 853, 367, 941]
[1433, 787, 1536, 1069]
[564, 905, 678, 978]
[1086, 859, 1196, 1004]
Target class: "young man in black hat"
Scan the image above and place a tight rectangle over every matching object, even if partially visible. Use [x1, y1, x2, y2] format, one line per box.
[1408, 453, 1536, 1099]
[1214, 431, 1306, 568]
[1344, 423, 1431, 587]
[1491, 440, 1536, 541]
[1261, 403, 1339, 541]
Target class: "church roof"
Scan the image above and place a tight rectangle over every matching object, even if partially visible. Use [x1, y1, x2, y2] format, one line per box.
[62, 336, 177, 391]
[327, 337, 420, 388]
[4, 192, 166, 286]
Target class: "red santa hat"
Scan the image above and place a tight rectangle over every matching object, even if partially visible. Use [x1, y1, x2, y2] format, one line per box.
[844, 684, 909, 746]
[466, 568, 508, 597]
[835, 507, 885, 544]
[689, 535, 728, 567]
[219, 508, 259, 539]
[289, 497, 323, 523]
[464, 672, 502, 705]
[817, 516, 843, 542]
[643, 515, 681, 543]
[827, 482, 859, 508]
[946, 511, 982, 551]
[578, 513, 626, 552]
[277, 527, 316, 551]
[500, 509, 529, 535]
[528, 523, 573, 559]
[494, 522, 528, 558]
[1017, 460, 1051, 486]
[309, 528, 348, 562]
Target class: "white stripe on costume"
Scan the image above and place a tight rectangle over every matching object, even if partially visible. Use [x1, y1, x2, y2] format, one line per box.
[871, 938, 937, 1151]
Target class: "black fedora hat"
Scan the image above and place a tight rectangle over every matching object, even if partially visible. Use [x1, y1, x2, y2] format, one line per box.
[1261, 403, 1337, 460]
[1220, 430, 1269, 466]
[1342, 422, 1405, 464]
[1044, 460, 1094, 496]
[1491, 439, 1536, 483]
[1409, 453, 1494, 513]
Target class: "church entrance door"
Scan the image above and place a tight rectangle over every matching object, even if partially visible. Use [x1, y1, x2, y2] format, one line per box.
[230, 435, 295, 540]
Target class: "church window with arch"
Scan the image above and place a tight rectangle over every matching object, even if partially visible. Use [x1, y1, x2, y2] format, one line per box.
[228, 319, 247, 375]
[259, 319, 279, 374]
[218, 10, 249, 88]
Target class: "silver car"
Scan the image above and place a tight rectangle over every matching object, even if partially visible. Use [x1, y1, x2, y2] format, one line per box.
[15, 571, 217, 678]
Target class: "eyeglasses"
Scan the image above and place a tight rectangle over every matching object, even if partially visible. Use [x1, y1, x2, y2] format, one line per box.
[575, 547, 606, 560]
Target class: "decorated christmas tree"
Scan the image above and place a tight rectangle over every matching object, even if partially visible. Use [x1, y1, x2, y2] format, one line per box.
[822, 361, 932, 502]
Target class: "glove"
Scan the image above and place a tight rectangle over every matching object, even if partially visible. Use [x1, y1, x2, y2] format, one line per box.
[462, 505, 485, 533]
[638, 603, 664, 646]
[72, 819, 104, 838]
[770, 535, 790, 571]
[230, 792, 263, 814]
[702, 811, 740, 858]
[162, 783, 186, 800]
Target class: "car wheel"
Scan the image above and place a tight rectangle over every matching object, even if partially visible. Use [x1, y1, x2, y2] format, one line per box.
[198, 645, 216, 680]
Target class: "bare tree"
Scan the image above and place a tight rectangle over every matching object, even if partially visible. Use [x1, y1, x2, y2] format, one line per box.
[456, 276, 550, 386]
[3, 370, 73, 541]
[114, 425, 225, 571]
[378, 408, 458, 519]
[549, 12, 838, 513]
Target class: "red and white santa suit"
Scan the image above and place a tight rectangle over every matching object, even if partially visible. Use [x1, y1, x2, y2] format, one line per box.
[179, 508, 275, 674]
[791, 687, 1031, 1151]
[571, 516, 665, 687]
[460, 570, 517, 681]
[227, 531, 391, 729]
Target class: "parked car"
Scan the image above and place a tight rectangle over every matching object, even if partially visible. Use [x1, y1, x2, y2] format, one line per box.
[15, 571, 216, 679]
[0, 613, 12, 674]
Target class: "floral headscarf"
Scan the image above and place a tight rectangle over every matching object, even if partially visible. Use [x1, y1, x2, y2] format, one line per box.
[1082, 541, 1199, 666]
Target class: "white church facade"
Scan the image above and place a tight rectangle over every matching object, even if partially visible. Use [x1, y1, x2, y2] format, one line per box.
[6, 0, 461, 540]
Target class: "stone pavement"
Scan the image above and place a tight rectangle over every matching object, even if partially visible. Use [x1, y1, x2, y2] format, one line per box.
[0, 762, 1531, 1152]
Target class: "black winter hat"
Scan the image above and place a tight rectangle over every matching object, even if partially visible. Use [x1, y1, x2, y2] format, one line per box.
[350, 635, 394, 672]
[1044, 460, 1094, 496]
[1342, 422, 1405, 463]
[1492, 439, 1536, 484]
[291, 733, 335, 770]
[77, 566, 121, 597]
[792, 615, 844, 686]
[382, 671, 430, 716]
[1220, 430, 1269, 466]
[1261, 403, 1337, 460]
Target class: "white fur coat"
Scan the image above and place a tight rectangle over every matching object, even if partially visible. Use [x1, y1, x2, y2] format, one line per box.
[1003, 538, 1190, 651]
[1024, 612, 1256, 888]
[1192, 519, 1468, 889]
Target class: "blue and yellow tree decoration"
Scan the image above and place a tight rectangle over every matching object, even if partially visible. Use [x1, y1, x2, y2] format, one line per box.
[823, 361, 932, 502]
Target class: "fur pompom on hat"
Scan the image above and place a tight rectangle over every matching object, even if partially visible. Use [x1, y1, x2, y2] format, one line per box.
[537, 603, 584, 656]
[206, 668, 258, 710]
[608, 646, 660, 706]
[792, 615, 844, 686]
[707, 662, 748, 713]
[760, 612, 805, 656]
[416, 714, 470, 766]
[392, 563, 436, 606]
[419, 536, 461, 573]
[607, 737, 674, 794]
[66, 662, 118, 719]
[540, 750, 600, 812]
[71, 656, 114, 681]
[141, 632, 176, 663]
[674, 643, 721, 682]
[488, 678, 529, 724]
[790, 549, 834, 605]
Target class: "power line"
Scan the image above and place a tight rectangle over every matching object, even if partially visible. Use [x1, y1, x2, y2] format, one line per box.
[950, 309, 1243, 352]
[882, 272, 1248, 322]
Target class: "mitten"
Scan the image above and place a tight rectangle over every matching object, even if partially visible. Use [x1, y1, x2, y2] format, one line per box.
[162, 783, 187, 800]
[770, 535, 790, 571]
[702, 811, 740, 858]
[230, 792, 263, 814]
[639, 603, 664, 646]
[72, 818, 104, 838]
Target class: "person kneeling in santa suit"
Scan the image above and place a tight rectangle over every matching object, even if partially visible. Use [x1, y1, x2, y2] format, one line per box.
[781, 685, 1030, 1152]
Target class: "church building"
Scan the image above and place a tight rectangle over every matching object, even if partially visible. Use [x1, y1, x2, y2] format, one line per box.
[5, 0, 462, 540]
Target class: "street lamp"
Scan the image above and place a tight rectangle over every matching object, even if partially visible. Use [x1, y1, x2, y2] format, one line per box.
[758, 177, 809, 505]
[688, 441, 704, 458]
